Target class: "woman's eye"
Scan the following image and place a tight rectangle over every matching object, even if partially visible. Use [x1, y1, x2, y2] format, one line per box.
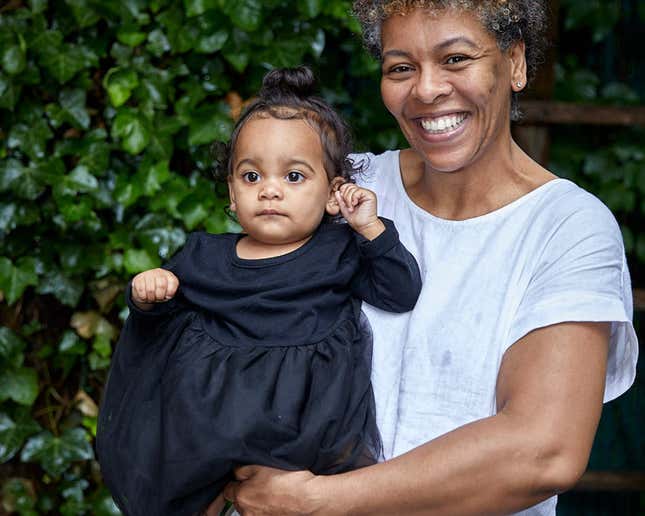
[387, 64, 414, 75]
[286, 171, 304, 183]
[242, 171, 260, 183]
[446, 55, 468, 65]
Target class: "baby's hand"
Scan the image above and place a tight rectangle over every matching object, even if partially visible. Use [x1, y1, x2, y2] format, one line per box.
[335, 183, 385, 240]
[131, 268, 179, 310]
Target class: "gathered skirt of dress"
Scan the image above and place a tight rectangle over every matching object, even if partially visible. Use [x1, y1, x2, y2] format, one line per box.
[96, 307, 381, 516]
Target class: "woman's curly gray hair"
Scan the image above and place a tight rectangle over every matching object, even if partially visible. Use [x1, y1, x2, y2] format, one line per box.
[352, 0, 548, 120]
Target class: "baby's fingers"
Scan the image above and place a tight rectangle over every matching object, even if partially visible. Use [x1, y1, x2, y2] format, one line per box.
[339, 183, 359, 211]
[132, 269, 178, 303]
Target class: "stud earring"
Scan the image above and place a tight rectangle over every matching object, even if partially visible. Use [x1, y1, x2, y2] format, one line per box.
[516, 81, 523, 88]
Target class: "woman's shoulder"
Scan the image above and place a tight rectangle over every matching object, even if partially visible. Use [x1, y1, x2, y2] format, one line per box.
[523, 179, 625, 254]
[350, 149, 400, 187]
[535, 179, 620, 230]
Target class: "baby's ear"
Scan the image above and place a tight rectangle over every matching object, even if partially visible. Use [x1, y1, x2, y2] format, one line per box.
[227, 179, 237, 212]
[326, 177, 344, 216]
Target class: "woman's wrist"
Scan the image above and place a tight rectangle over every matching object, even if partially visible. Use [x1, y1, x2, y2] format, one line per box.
[307, 474, 352, 516]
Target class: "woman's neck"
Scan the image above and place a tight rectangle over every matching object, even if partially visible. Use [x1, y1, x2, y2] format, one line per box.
[399, 140, 555, 221]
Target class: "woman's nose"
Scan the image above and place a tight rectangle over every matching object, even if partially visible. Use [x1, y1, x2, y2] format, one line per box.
[412, 67, 452, 104]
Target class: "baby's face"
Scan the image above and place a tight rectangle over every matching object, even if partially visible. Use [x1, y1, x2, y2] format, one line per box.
[228, 116, 333, 247]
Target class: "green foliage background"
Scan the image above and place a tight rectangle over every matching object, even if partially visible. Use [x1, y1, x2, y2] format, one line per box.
[0, 0, 642, 513]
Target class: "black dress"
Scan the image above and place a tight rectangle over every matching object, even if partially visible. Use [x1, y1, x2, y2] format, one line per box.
[96, 218, 421, 516]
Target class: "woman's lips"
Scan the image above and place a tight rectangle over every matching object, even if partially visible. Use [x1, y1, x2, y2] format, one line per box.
[419, 112, 468, 134]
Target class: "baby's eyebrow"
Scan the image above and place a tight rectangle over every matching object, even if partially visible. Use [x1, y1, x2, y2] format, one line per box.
[234, 158, 258, 170]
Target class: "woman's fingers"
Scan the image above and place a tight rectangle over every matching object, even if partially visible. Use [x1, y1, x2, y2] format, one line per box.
[222, 480, 240, 504]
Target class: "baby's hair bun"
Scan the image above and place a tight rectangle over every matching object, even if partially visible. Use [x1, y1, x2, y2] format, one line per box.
[260, 66, 317, 100]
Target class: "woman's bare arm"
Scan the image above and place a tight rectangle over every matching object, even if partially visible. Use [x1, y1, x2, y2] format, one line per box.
[225, 321, 609, 515]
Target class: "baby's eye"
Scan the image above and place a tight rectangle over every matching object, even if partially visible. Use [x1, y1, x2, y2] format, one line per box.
[446, 55, 469, 65]
[242, 171, 260, 183]
[286, 171, 305, 183]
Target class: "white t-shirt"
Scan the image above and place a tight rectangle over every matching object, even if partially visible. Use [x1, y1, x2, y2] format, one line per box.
[354, 150, 638, 516]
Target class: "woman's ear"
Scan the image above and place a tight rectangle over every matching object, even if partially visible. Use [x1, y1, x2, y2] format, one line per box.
[326, 177, 345, 216]
[227, 179, 237, 212]
[509, 40, 527, 92]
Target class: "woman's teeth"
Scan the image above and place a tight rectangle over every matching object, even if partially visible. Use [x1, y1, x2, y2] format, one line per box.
[420, 113, 467, 134]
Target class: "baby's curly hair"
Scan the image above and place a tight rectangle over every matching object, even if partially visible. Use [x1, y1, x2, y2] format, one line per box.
[352, 0, 548, 120]
[213, 66, 361, 185]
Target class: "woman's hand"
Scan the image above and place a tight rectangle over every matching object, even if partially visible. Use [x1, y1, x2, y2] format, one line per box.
[335, 183, 385, 241]
[131, 268, 179, 310]
[221, 466, 325, 516]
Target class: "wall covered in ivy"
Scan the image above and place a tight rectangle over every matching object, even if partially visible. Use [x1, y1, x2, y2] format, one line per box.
[0, 0, 643, 514]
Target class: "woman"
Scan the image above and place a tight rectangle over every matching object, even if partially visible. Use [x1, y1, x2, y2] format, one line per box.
[217, 1, 638, 514]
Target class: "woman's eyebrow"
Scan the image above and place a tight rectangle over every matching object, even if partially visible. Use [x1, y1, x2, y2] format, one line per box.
[382, 37, 480, 59]
[435, 36, 480, 51]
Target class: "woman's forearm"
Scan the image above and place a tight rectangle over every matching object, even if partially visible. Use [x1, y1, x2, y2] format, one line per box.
[312, 323, 608, 515]
[313, 413, 566, 516]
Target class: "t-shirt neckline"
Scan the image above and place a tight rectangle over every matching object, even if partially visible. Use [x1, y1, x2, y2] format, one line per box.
[389, 149, 567, 225]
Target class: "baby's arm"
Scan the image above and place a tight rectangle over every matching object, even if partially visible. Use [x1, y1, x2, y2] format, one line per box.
[336, 184, 422, 313]
[130, 268, 179, 311]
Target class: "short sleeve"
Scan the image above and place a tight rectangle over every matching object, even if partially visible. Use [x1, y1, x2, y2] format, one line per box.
[508, 200, 638, 402]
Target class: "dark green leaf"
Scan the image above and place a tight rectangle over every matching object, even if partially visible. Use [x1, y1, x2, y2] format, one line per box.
[146, 29, 171, 56]
[184, 0, 218, 17]
[58, 331, 87, 356]
[37, 270, 84, 307]
[0, 327, 26, 367]
[188, 104, 234, 146]
[7, 119, 53, 161]
[117, 27, 148, 47]
[93, 334, 112, 358]
[141, 160, 171, 195]
[28, 29, 63, 55]
[221, 0, 263, 31]
[68, 166, 99, 193]
[104, 67, 139, 107]
[66, 0, 102, 28]
[0, 202, 40, 235]
[56, 196, 97, 223]
[90, 489, 122, 516]
[39, 44, 87, 84]
[195, 29, 228, 54]
[78, 141, 111, 174]
[0, 368, 39, 406]
[0, 257, 39, 305]
[298, 0, 323, 19]
[0, 71, 22, 110]
[177, 193, 211, 229]
[123, 249, 161, 273]
[29, 0, 48, 13]
[59, 89, 91, 129]
[112, 109, 150, 154]
[89, 352, 111, 370]
[1, 45, 26, 76]
[0, 410, 41, 463]
[20, 428, 94, 477]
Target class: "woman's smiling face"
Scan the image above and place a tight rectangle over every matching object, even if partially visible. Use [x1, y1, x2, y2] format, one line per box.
[379, 7, 526, 173]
